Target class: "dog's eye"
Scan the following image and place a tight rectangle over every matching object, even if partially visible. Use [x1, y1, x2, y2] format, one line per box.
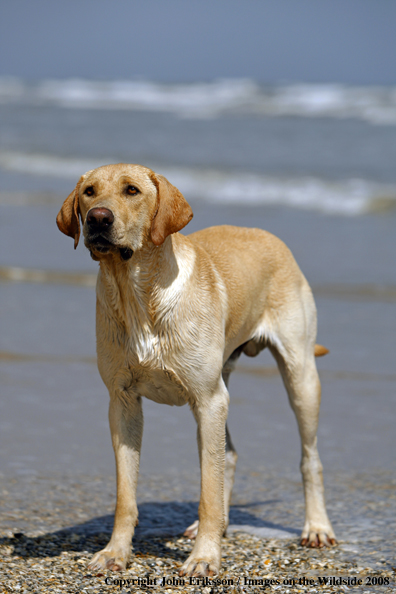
[84, 186, 94, 196]
[126, 185, 139, 196]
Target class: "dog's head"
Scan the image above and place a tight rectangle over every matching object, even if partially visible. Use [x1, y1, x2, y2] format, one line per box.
[56, 164, 193, 261]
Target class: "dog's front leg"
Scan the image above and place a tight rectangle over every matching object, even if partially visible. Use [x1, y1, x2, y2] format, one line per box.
[180, 380, 229, 578]
[88, 395, 143, 572]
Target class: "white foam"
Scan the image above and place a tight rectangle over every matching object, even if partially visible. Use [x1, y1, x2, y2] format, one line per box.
[1, 77, 396, 124]
[1, 150, 395, 216]
[0, 151, 100, 179]
[162, 166, 396, 215]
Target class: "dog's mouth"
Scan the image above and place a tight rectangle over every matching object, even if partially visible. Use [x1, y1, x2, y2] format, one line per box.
[86, 234, 114, 253]
[86, 234, 134, 261]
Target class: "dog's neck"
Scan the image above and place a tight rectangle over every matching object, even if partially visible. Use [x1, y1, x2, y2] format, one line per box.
[96, 234, 192, 332]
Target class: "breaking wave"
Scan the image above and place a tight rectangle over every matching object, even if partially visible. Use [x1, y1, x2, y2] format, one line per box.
[1, 150, 395, 216]
[1, 77, 396, 124]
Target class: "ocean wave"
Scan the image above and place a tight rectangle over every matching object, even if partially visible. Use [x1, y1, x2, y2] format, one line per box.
[1, 77, 396, 124]
[1, 151, 395, 216]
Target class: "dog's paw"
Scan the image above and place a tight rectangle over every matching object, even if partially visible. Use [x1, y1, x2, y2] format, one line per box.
[179, 541, 221, 578]
[179, 556, 219, 578]
[88, 548, 129, 572]
[183, 519, 199, 539]
[300, 523, 337, 548]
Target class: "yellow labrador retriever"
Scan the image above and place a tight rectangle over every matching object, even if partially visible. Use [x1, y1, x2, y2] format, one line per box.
[57, 164, 336, 577]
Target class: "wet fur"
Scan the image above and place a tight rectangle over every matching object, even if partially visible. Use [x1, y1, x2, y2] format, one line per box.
[57, 164, 336, 577]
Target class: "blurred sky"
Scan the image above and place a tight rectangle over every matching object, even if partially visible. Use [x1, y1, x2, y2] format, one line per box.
[0, 0, 395, 84]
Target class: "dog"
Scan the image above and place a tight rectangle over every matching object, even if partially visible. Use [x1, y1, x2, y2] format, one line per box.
[57, 163, 336, 577]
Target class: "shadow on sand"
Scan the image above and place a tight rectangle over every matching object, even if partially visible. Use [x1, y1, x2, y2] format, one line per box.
[1, 500, 299, 560]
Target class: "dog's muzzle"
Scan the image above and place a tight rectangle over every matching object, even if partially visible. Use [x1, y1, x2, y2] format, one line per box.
[85, 207, 133, 261]
[86, 207, 115, 253]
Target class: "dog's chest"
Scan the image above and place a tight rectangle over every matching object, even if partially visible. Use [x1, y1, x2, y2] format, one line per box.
[97, 264, 195, 407]
[129, 331, 189, 405]
[100, 322, 190, 407]
[114, 361, 189, 407]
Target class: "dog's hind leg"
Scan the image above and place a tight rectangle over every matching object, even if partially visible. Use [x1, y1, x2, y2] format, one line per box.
[221, 352, 239, 535]
[183, 349, 240, 540]
[268, 305, 336, 548]
[223, 423, 238, 532]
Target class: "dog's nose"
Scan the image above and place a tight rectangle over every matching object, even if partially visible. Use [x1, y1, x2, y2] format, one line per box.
[87, 207, 114, 229]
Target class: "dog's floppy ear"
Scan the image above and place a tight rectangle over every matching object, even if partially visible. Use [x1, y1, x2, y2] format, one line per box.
[150, 174, 193, 246]
[56, 178, 83, 249]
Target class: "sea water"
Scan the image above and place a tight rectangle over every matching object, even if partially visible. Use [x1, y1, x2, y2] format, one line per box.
[1, 77, 396, 215]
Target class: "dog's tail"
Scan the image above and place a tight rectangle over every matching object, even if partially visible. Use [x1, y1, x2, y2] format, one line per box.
[314, 344, 329, 357]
